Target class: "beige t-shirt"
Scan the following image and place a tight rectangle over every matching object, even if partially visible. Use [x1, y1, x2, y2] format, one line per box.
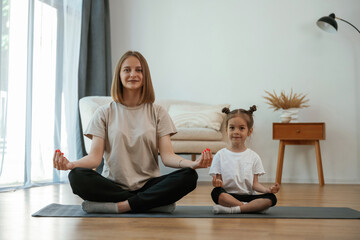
[84, 101, 177, 191]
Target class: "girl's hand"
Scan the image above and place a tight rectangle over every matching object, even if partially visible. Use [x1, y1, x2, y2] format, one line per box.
[269, 183, 280, 193]
[212, 174, 223, 187]
[192, 148, 213, 169]
[53, 149, 74, 171]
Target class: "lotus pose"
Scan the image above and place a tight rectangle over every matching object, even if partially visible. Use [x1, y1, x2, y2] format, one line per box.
[53, 51, 212, 213]
[209, 106, 280, 214]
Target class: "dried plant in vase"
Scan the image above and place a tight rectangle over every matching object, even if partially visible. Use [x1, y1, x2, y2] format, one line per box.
[263, 89, 310, 122]
[263, 89, 310, 111]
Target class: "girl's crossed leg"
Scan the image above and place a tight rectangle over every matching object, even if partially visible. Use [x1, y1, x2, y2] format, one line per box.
[211, 187, 277, 214]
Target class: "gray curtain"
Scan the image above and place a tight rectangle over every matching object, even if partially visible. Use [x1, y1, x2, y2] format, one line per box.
[77, 0, 112, 159]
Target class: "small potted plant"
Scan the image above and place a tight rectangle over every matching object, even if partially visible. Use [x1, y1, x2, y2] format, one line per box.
[263, 89, 310, 122]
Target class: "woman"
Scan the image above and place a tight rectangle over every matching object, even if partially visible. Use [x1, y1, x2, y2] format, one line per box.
[53, 51, 212, 213]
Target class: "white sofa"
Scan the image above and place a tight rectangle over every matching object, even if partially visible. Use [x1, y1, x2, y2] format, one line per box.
[79, 96, 229, 160]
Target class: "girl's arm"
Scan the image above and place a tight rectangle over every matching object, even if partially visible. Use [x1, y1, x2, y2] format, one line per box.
[158, 135, 212, 169]
[252, 174, 280, 193]
[53, 136, 105, 170]
[212, 174, 223, 187]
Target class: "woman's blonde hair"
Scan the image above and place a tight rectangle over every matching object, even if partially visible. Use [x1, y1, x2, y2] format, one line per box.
[111, 51, 155, 104]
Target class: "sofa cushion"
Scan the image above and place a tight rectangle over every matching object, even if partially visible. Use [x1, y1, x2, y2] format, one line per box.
[168, 104, 229, 131]
[171, 127, 223, 141]
[171, 140, 228, 154]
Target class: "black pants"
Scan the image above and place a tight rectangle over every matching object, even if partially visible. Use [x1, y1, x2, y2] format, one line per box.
[211, 187, 277, 206]
[68, 167, 198, 213]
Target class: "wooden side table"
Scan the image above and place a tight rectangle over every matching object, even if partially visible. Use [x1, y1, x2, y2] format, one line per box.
[273, 122, 326, 186]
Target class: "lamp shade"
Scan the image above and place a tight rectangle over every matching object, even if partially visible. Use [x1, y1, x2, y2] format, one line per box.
[317, 13, 338, 33]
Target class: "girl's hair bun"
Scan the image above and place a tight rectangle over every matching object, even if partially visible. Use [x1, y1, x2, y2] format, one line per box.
[248, 105, 257, 114]
[222, 107, 231, 114]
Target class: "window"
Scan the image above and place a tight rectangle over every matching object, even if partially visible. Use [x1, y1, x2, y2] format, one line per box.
[0, 0, 82, 190]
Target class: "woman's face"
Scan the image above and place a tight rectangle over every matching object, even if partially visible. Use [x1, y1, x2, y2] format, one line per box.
[120, 56, 144, 92]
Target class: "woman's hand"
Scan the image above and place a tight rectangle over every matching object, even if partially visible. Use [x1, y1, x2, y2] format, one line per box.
[53, 149, 74, 171]
[212, 174, 223, 187]
[269, 183, 280, 193]
[192, 148, 213, 169]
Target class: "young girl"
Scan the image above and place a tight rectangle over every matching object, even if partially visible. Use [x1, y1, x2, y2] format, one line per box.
[209, 106, 280, 214]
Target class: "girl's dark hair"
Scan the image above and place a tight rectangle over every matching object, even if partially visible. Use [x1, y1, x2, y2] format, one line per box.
[222, 105, 257, 130]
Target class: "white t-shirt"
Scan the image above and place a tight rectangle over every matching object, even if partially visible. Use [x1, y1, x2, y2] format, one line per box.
[209, 148, 265, 195]
[84, 101, 177, 191]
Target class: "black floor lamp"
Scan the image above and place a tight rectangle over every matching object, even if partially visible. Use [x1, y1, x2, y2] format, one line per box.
[316, 13, 360, 34]
[317, 13, 360, 170]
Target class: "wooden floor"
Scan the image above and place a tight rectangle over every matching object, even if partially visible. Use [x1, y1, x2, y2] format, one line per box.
[0, 182, 359, 240]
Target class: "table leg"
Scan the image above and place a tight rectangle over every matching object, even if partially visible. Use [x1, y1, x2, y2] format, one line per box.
[276, 140, 285, 184]
[315, 140, 325, 186]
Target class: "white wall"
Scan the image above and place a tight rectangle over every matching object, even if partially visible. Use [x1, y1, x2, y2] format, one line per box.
[109, 0, 360, 184]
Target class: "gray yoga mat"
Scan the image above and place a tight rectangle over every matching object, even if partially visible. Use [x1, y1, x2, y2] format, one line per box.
[32, 204, 360, 219]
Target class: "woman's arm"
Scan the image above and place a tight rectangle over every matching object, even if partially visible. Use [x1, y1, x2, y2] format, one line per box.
[158, 135, 212, 169]
[53, 136, 105, 170]
[252, 174, 280, 193]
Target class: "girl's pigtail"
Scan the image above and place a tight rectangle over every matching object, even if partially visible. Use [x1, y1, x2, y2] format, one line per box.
[248, 105, 257, 115]
[222, 107, 230, 114]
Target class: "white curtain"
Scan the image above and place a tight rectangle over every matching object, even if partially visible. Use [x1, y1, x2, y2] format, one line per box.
[0, 0, 82, 191]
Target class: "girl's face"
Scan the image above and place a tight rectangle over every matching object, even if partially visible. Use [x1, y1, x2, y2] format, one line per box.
[227, 116, 253, 148]
[120, 56, 144, 92]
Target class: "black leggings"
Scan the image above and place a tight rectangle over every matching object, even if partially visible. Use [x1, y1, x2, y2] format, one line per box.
[68, 167, 198, 213]
[211, 187, 277, 206]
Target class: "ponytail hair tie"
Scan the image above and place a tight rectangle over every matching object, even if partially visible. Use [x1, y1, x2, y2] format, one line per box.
[222, 107, 231, 114]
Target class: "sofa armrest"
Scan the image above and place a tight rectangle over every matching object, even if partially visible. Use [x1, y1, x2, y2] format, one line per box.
[79, 96, 112, 153]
